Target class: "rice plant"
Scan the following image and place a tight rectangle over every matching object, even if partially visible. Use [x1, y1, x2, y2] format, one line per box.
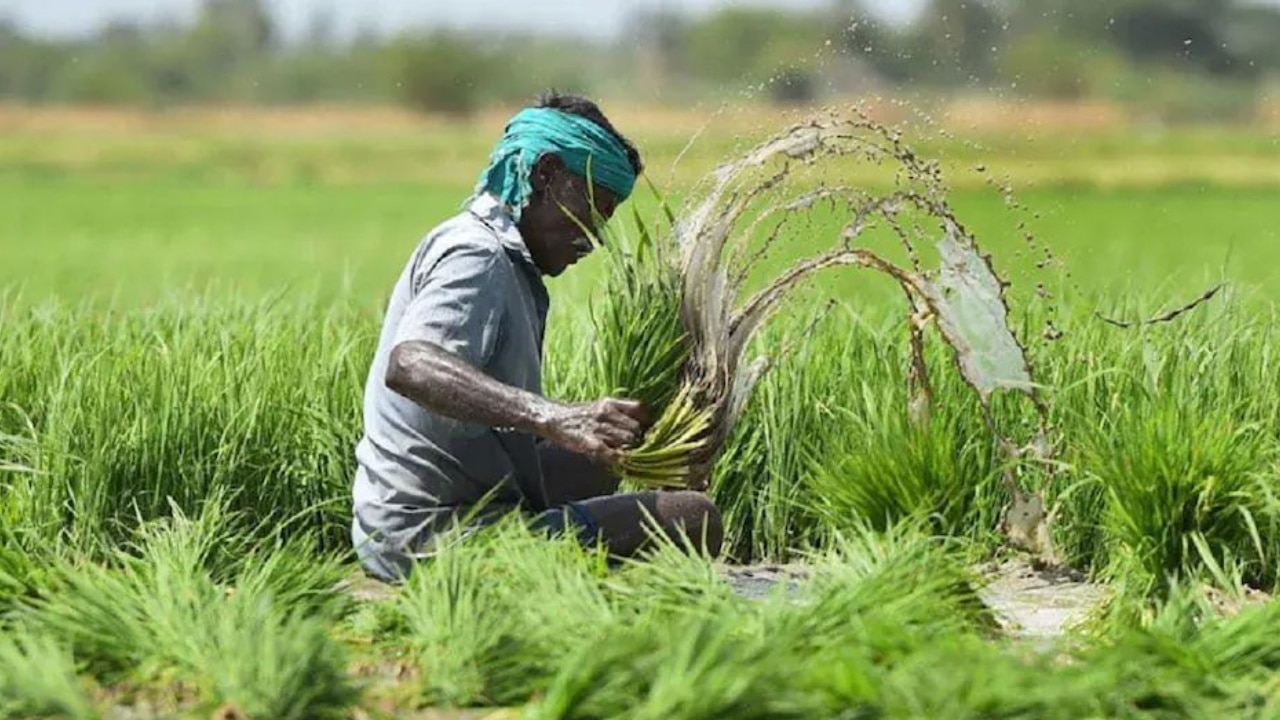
[393, 516, 1005, 720]
[23, 497, 357, 719]
[1032, 304, 1280, 594]
[532, 522, 997, 720]
[0, 293, 370, 554]
[395, 519, 614, 708]
[0, 630, 97, 720]
[804, 374, 1002, 539]
[706, 308, 858, 560]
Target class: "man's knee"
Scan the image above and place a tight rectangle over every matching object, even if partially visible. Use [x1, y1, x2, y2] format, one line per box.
[577, 490, 724, 559]
[352, 519, 412, 584]
[654, 491, 724, 558]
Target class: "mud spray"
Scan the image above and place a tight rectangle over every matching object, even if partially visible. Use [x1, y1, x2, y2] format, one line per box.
[598, 107, 1063, 562]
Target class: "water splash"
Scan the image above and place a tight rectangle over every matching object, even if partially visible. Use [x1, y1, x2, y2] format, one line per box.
[596, 106, 1057, 557]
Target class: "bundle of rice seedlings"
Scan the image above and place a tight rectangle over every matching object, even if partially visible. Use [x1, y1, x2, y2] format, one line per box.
[589, 192, 701, 488]
[590, 110, 1046, 493]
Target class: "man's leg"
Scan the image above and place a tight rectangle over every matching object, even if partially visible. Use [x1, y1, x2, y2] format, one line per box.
[536, 491, 724, 559]
[534, 443, 724, 558]
[353, 500, 521, 583]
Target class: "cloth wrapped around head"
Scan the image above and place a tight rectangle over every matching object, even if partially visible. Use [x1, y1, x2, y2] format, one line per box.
[471, 107, 637, 221]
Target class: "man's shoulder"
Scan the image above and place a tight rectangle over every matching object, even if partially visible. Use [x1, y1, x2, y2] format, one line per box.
[405, 209, 513, 293]
[420, 208, 508, 260]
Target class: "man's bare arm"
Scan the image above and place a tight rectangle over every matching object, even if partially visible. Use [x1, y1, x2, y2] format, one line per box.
[386, 340, 649, 464]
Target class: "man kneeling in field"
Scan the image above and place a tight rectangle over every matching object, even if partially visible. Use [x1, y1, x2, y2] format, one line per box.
[352, 92, 723, 582]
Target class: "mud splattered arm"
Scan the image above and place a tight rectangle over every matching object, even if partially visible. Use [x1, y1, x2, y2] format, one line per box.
[387, 340, 555, 434]
[386, 343, 647, 465]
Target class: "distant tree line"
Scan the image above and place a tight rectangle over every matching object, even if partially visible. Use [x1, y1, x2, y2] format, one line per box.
[2, 0, 1278, 121]
[634, 0, 1280, 120]
[0, 0, 605, 113]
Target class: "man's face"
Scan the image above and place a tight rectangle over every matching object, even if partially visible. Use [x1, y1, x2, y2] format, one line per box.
[520, 155, 622, 277]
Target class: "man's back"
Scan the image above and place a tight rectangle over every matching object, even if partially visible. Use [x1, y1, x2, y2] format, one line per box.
[352, 195, 550, 580]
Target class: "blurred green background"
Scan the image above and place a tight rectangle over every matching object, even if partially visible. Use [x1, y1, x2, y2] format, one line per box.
[3, 0, 1280, 311]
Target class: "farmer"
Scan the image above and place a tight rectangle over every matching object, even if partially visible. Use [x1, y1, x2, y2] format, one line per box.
[351, 92, 724, 583]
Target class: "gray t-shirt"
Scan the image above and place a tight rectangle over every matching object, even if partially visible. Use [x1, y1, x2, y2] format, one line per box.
[352, 194, 550, 579]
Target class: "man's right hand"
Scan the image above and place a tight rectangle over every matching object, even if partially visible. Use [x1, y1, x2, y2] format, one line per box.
[540, 398, 651, 465]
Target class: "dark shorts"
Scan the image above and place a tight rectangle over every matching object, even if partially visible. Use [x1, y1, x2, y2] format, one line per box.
[356, 500, 604, 584]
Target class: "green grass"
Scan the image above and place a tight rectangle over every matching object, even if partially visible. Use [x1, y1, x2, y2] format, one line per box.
[4, 118, 1280, 717]
[3, 179, 1278, 306]
[0, 295, 367, 554]
[10, 498, 356, 718]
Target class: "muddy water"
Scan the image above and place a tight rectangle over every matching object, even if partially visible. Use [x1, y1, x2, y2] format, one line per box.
[650, 108, 1059, 548]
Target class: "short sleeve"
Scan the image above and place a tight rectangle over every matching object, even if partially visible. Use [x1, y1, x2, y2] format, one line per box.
[394, 243, 506, 368]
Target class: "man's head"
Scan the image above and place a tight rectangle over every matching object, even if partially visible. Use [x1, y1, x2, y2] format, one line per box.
[474, 92, 643, 277]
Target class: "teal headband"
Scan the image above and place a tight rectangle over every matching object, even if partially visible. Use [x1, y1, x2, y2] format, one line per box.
[471, 107, 637, 221]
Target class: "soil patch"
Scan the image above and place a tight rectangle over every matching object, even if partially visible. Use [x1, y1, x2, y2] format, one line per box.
[722, 563, 810, 600]
[976, 558, 1108, 640]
